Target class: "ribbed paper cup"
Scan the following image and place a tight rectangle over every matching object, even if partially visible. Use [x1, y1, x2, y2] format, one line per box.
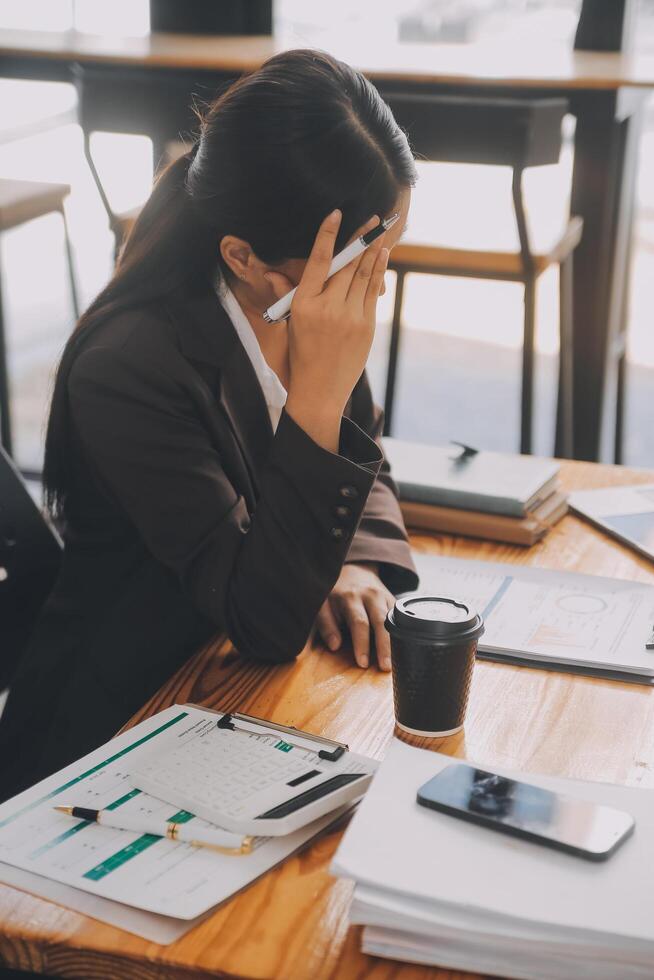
[385, 595, 484, 737]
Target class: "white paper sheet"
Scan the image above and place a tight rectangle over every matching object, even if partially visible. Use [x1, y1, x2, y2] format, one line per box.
[0, 863, 204, 944]
[331, 739, 654, 945]
[414, 553, 654, 678]
[361, 925, 654, 980]
[0, 704, 371, 931]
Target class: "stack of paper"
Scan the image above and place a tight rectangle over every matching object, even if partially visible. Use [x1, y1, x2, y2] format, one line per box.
[331, 740, 654, 980]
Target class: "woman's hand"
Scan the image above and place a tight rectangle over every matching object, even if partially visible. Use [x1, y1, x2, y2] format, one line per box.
[265, 210, 389, 453]
[315, 563, 395, 671]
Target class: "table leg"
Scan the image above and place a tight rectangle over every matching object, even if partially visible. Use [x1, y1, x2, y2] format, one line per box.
[569, 88, 645, 462]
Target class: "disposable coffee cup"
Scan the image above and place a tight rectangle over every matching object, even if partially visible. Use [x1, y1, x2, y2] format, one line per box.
[385, 594, 485, 738]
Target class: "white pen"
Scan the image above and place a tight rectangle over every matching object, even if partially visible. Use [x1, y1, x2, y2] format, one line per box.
[262, 211, 400, 324]
[54, 805, 253, 855]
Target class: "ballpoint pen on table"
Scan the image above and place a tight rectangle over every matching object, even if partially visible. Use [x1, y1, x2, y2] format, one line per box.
[54, 805, 253, 855]
[262, 211, 400, 324]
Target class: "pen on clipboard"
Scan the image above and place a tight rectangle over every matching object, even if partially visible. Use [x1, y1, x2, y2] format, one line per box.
[54, 805, 253, 855]
[262, 211, 400, 324]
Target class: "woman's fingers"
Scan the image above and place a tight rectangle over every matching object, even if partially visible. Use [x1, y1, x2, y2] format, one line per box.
[315, 599, 342, 652]
[322, 215, 381, 304]
[363, 591, 393, 672]
[346, 234, 385, 309]
[342, 598, 371, 669]
[363, 247, 390, 321]
[296, 208, 342, 298]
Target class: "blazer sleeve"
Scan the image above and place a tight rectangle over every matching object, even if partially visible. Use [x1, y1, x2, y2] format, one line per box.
[343, 373, 418, 595]
[68, 346, 383, 664]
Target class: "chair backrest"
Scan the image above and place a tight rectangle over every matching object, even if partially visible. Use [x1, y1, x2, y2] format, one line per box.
[383, 93, 567, 170]
[72, 62, 201, 140]
[0, 448, 62, 688]
[0, 447, 61, 581]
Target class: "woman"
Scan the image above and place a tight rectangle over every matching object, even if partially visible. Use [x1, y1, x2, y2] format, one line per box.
[0, 49, 418, 801]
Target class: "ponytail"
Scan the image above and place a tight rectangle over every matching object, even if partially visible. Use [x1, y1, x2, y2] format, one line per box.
[43, 149, 215, 519]
[113, 148, 218, 296]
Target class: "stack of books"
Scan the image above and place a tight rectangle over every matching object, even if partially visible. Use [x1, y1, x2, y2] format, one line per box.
[332, 739, 654, 980]
[383, 438, 568, 547]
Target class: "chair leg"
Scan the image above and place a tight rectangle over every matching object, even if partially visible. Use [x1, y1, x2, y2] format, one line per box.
[383, 269, 406, 437]
[0, 261, 12, 456]
[59, 205, 80, 320]
[81, 127, 123, 261]
[520, 275, 536, 455]
[555, 255, 574, 459]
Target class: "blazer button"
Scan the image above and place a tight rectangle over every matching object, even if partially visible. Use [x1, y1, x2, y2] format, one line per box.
[330, 526, 347, 541]
[339, 484, 359, 500]
[333, 504, 352, 520]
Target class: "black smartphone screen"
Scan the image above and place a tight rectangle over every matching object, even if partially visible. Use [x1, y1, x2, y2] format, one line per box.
[417, 764, 634, 861]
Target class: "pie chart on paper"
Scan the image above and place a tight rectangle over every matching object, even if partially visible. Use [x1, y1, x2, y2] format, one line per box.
[555, 594, 609, 615]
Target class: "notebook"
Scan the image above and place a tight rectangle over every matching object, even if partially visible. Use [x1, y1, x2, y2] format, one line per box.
[400, 489, 568, 546]
[382, 438, 559, 517]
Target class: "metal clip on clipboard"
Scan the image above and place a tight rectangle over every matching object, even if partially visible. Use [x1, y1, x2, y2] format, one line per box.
[216, 711, 348, 762]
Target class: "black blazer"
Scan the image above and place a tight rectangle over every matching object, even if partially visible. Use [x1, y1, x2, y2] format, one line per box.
[0, 286, 417, 800]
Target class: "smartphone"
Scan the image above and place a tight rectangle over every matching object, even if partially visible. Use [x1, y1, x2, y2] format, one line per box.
[417, 764, 635, 861]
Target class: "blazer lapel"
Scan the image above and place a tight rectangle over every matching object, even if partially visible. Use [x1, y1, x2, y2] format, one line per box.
[174, 286, 274, 503]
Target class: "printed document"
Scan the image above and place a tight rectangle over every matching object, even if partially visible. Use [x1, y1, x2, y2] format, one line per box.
[415, 553, 654, 680]
[0, 704, 369, 927]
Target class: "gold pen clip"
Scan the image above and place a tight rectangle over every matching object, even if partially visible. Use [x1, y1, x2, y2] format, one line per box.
[188, 835, 254, 856]
[167, 823, 254, 856]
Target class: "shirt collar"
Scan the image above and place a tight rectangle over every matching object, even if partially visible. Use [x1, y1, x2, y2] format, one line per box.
[217, 282, 287, 415]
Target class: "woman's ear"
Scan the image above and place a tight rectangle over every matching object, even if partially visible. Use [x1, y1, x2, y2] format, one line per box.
[219, 235, 254, 280]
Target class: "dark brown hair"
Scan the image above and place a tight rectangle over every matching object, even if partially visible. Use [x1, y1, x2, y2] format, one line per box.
[43, 48, 417, 517]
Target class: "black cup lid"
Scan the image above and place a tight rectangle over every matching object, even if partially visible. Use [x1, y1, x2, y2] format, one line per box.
[388, 593, 483, 640]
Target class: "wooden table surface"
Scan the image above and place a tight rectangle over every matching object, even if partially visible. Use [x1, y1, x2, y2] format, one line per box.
[2, 28, 654, 90]
[2, 459, 654, 979]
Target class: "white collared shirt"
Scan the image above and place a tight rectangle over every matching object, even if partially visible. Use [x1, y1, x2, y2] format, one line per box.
[217, 282, 288, 433]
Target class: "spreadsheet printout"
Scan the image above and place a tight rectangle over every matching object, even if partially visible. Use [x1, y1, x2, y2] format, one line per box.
[0, 705, 370, 921]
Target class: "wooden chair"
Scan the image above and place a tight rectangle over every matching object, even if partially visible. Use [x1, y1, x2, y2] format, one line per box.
[73, 64, 194, 260]
[0, 179, 79, 456]
[383, 94, 582, 458]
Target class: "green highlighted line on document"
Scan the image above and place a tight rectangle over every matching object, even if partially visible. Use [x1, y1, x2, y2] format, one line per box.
[83, 809, 195, 881]
[29, 788, 143, 860]
[0, 712, 189, 830]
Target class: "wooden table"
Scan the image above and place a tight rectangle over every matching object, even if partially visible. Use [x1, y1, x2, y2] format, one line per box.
[2, 458, 654, 978]
[2, 31, 654, 88]
[1, 29, 653, 462]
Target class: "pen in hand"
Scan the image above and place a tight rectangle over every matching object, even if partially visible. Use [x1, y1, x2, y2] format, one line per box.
[262, 210, 400, 324]
[54, 805, 253, 855]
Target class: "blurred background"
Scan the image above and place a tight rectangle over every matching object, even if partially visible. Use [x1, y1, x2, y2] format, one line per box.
[1, 0, 653, 471]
